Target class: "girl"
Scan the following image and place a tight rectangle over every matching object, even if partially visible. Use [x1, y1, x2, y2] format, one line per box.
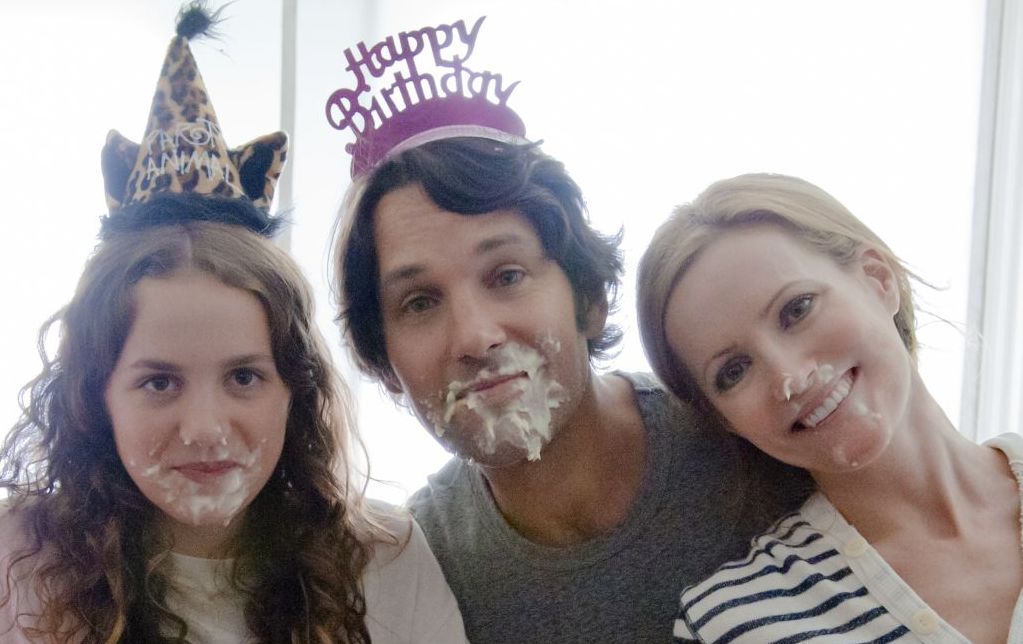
[638, 173, 1022, 643]
[0, 192, 466, 643]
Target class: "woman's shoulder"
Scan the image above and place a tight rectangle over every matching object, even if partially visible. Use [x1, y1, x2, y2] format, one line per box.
[986, 432, 1023, 464]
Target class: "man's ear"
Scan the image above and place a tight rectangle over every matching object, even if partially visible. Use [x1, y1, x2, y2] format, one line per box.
[859, 247, 900, 315]
[582, 296, 609, 339]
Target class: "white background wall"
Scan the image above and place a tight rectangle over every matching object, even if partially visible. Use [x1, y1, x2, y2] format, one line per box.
[0, 1, 988, 503]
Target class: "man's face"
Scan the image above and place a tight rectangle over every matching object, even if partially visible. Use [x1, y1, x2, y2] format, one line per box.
[373, 184, 602, 466]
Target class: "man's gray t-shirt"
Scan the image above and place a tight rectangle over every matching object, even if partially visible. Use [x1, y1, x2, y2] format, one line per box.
[408, 372, 809, 643]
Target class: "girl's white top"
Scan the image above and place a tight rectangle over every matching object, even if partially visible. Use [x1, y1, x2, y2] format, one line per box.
[0, 501, 468, 643]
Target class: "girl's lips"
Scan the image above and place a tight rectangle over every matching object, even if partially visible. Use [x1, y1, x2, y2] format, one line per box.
[173, 460, 239, 481]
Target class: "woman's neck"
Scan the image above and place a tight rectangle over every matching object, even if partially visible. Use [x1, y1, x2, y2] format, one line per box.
[812, 378, 1013, 542]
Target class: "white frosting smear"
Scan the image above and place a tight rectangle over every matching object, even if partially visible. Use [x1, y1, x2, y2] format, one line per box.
[141, 444, 262, 527]
[853, 400, 883, 424]
[437, 340, 566, 461]
[781, 362, 838, 405]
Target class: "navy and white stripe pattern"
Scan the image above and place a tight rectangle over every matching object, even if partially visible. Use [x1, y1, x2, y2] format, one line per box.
[674, 435, 1023, 643]
[673, 511, 910, 642]
[672, 491, 974, 643]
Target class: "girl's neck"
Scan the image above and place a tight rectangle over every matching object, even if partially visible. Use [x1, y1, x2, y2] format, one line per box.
[161, 512, 244, 559]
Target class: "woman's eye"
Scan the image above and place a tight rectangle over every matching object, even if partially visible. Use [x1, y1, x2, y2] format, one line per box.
[714, 357, 750, 392]
[780, 294, 815, 329]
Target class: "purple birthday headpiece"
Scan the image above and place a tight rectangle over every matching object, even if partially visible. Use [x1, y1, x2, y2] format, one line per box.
[326, 16, 528, 178]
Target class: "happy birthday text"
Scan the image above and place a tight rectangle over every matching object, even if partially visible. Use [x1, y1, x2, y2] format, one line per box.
[326, 16, 518, 135]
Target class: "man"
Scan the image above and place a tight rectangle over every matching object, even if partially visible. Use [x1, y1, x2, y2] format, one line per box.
[333, 137, 809, 642]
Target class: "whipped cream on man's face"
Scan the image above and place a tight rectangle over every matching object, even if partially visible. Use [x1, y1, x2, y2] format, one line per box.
[430, 340, 567, 462]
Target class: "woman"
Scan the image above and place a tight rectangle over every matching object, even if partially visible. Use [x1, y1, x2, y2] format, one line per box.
[0, 193, 467, 643]
[637, 173, 1022, 643]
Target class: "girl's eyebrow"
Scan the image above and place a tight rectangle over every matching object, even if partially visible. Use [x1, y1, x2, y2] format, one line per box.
[126, 354, 274, 371]
[127, 359, 180, 372]
[222, 354, 276, 369]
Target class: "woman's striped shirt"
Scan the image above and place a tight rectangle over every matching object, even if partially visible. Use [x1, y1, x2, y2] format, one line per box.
[673, 433, 1023, 644]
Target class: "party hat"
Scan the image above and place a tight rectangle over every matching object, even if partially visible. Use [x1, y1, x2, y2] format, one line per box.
[102, 2, 288, 212]
[325, 16, 528, 178]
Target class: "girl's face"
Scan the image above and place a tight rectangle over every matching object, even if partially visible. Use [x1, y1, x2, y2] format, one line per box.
[104, 268, 290, 556]
[664, 225, 911, 475]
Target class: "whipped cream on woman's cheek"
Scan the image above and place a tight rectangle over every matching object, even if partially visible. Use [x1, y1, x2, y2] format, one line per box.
[430, 338, 567, 461]
[132, 438, 267, 527]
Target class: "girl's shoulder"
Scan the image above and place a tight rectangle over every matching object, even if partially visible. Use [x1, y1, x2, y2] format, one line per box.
[0, 498, 36, 558]
[1, 499, 51, 643]
[361, 499, 469, 643]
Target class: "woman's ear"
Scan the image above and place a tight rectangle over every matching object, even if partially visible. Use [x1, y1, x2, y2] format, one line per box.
[858, 247, 900, 315]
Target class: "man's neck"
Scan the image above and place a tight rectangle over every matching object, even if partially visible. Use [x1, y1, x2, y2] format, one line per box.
[479, 372, 647, 546]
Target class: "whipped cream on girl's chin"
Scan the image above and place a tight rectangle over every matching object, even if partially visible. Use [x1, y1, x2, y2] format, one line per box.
[435, 340, 567, 461]
[137, 443, 263, 527]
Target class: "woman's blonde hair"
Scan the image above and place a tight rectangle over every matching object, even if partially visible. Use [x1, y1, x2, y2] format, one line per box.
[638, 172, 918, 413]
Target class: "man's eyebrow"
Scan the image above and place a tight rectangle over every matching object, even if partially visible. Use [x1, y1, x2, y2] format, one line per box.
[380, 233, 533, 292]
[380, 265, 424, 291]
[476, 233, 528, 254]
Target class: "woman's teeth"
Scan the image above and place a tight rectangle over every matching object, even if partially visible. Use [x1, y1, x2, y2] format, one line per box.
[799, 372, 852, 429]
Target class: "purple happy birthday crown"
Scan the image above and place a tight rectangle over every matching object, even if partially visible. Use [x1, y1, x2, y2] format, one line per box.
[325, 16, 527, 178]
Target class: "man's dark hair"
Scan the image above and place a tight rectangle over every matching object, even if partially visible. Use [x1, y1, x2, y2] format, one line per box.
[334, 137, 623, 387]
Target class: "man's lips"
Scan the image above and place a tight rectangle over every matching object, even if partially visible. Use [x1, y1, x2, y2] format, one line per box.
[456, 372, 526, 400]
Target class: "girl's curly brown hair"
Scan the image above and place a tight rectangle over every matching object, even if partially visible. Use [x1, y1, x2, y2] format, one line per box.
[1, 194, 378, 642]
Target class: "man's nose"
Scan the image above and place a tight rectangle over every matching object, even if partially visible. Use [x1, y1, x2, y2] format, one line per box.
[448, 294, 506, 362]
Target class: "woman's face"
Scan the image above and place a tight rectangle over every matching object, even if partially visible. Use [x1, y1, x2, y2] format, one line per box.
[104, 268, 291, 556]
[663, 225, 911, 475]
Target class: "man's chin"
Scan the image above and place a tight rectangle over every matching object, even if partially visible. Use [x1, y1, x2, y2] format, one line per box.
[441, 438, 543, 469]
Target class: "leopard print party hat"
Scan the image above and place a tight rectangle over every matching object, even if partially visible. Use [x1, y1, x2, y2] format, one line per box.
[101, 2, 288, 212]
